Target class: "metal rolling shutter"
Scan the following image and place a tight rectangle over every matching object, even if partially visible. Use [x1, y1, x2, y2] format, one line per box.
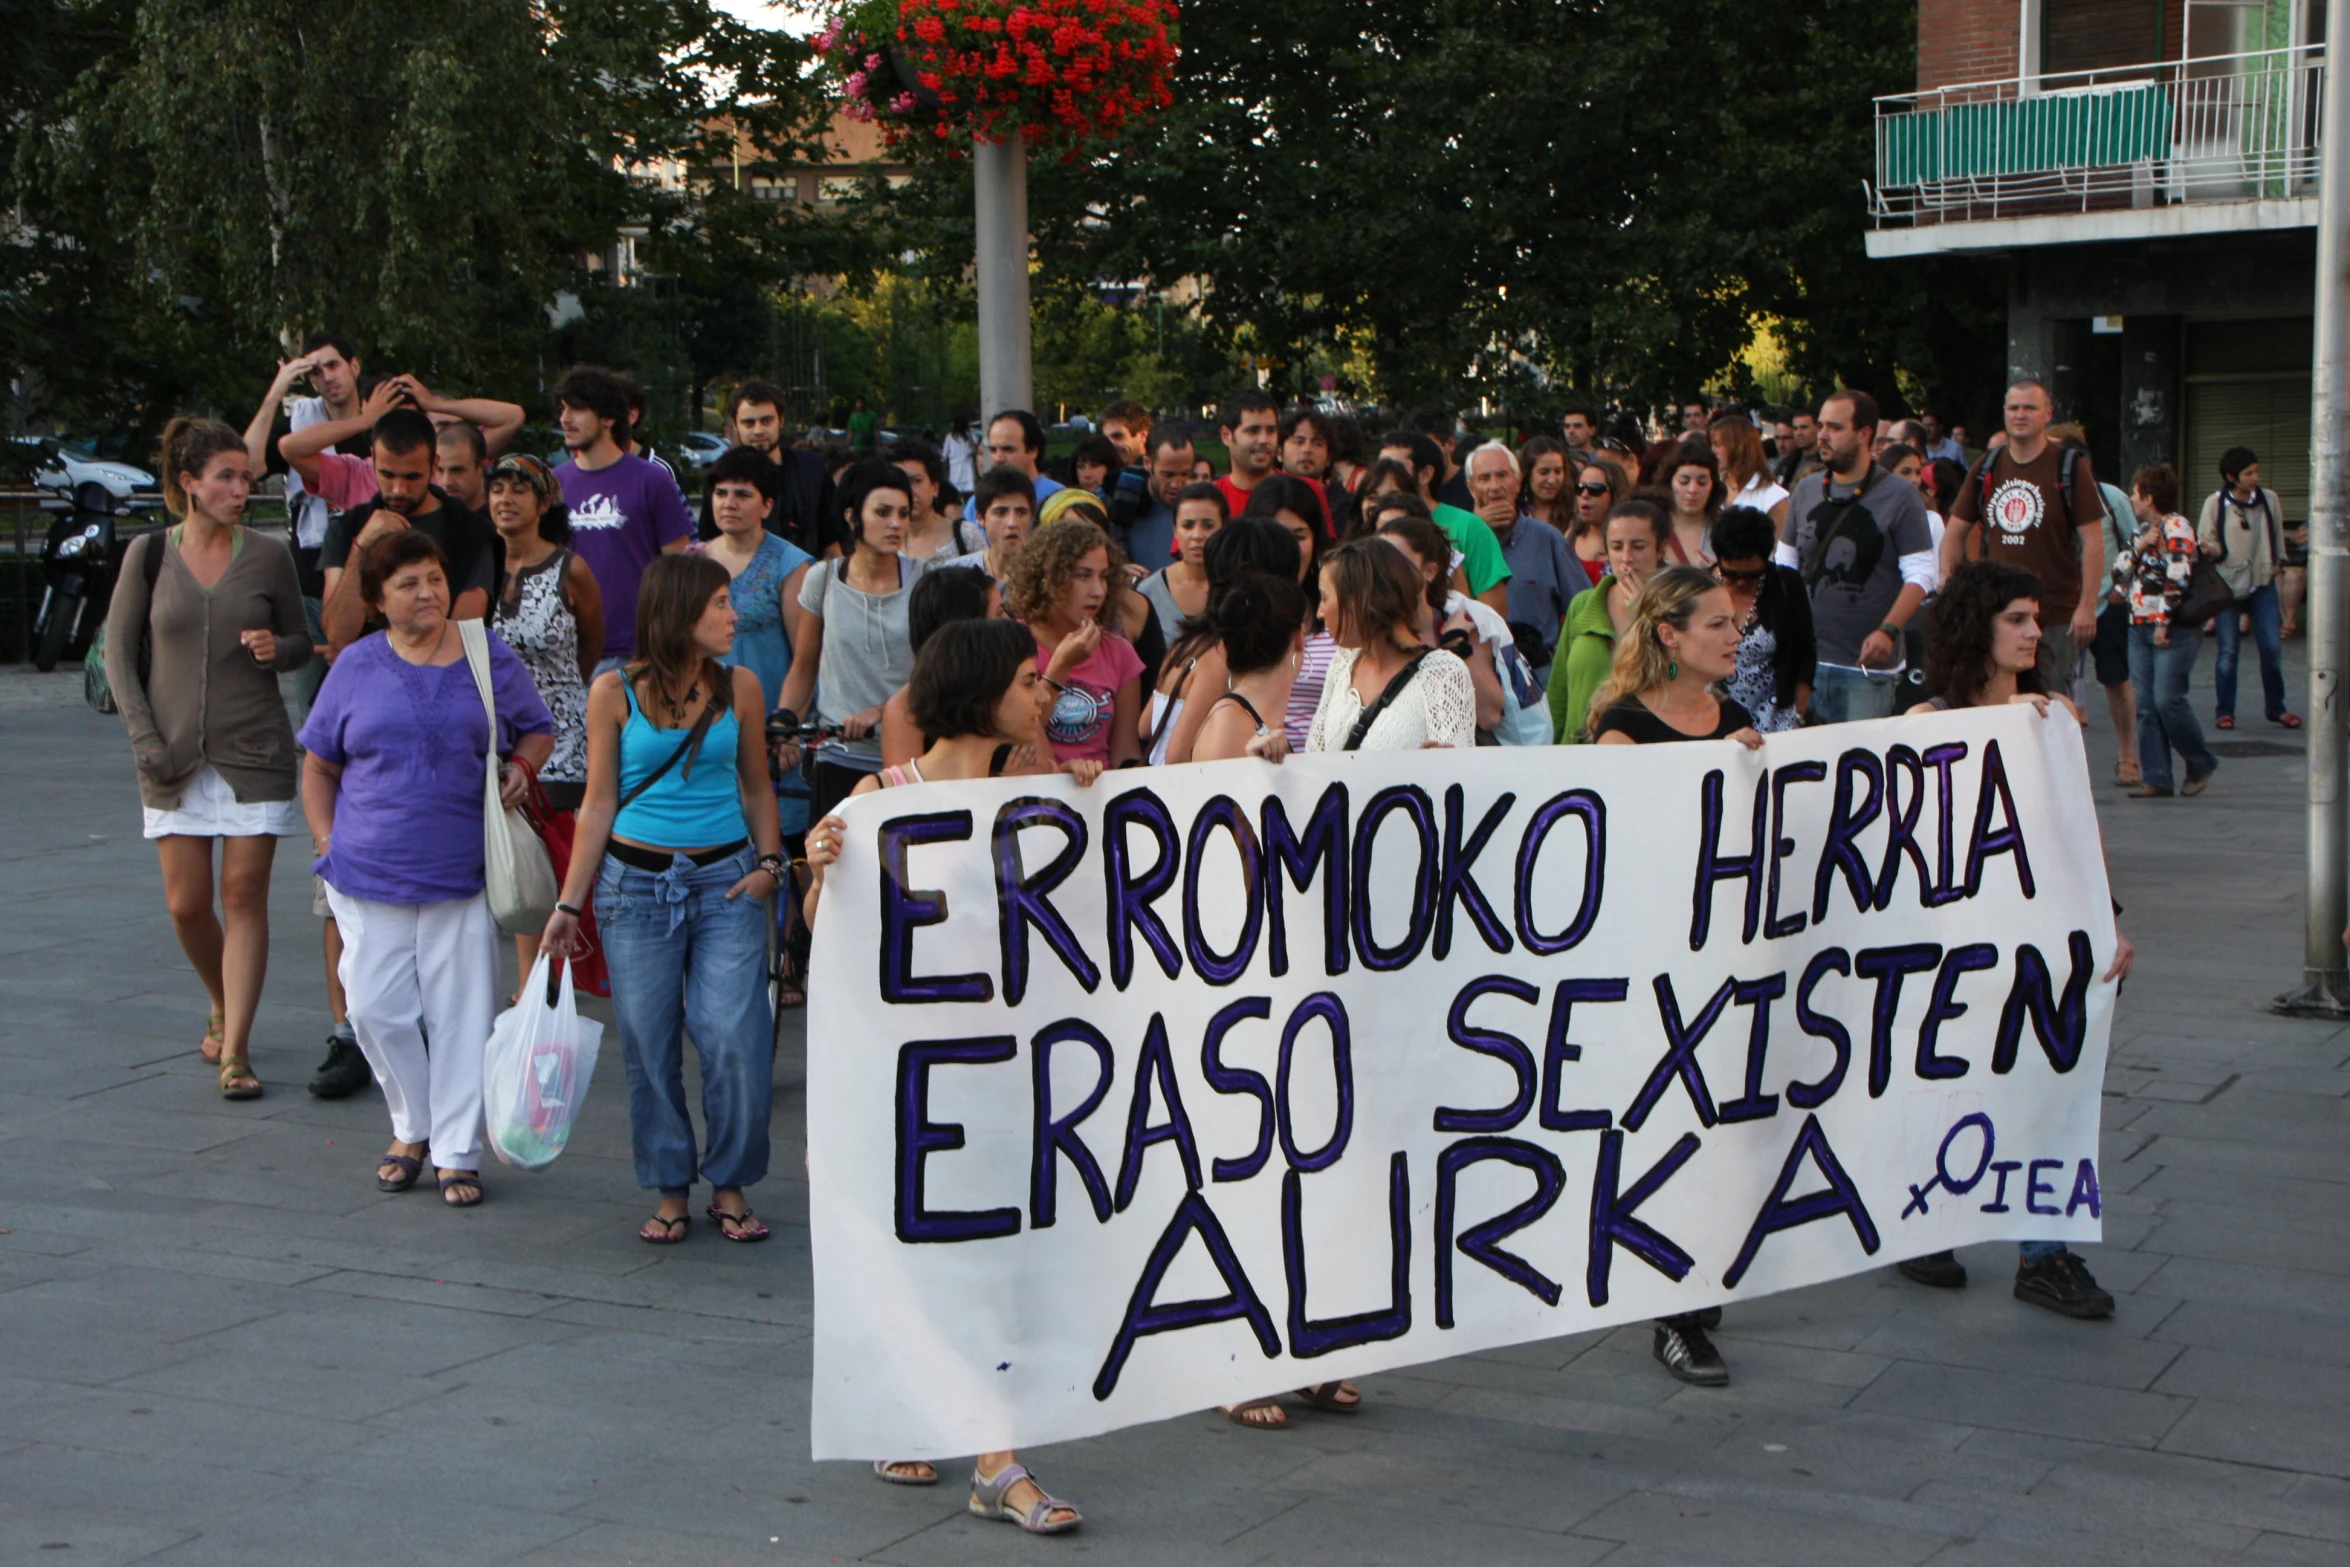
[2185, 375, 2310, 524]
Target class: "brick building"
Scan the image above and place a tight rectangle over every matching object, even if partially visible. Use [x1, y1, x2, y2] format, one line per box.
[1871, 0, 2321, 519]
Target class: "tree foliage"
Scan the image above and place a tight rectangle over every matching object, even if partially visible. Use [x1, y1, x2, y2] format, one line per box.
[873, 0, 2002, 420]
[2, 0, 840, 434]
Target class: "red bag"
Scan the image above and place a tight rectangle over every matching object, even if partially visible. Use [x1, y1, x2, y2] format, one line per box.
[520, 771, 610, 997]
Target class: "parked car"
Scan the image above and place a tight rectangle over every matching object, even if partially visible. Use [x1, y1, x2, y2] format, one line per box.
[678, 431, 728, 471]
[13, 437, 159, 506]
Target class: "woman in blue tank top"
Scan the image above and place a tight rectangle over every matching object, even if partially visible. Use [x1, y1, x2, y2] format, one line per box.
[542, 555, 785, 1245]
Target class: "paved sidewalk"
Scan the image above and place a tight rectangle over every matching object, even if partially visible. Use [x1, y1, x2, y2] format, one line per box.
[2, 647, 2346, 1567]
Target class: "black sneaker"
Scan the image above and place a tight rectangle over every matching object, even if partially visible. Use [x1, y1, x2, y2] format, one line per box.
[308, 1036, 372, 1099]
[1653, 1315, 1729, 1386]
[1898, 1249, 1969, 1289]
[2014, 1252, 2114, 1319]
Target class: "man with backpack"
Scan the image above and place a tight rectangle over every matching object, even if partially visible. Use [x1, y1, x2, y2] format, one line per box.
[2195, 445, 2298, 731]
[1941, 378, 2106, 693]
[1774, 389, 1936, 723]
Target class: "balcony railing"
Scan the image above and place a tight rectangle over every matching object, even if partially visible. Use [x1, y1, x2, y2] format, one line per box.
[1869, 45, 2323, 228]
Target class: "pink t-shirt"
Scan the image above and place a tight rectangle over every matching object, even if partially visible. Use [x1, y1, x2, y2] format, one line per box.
[1034, 631, 1145, 764]
[311, 450, 379, 512]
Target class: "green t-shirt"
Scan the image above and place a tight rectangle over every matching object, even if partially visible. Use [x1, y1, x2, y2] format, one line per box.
[1434, 503, 1512, 597]
[847, 409, 880, 453]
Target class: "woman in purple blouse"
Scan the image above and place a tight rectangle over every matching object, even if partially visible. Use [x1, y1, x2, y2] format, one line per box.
[300, 530, 553, 1208]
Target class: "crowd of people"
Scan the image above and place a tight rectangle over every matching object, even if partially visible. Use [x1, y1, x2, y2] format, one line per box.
[114, 343, 2310, 1533]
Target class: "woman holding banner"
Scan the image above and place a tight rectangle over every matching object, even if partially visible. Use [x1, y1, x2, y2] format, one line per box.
[1898, 559, 2137, 1316]
[1588, 564, 1761, 1385]
[803, 617, 1097, 1531]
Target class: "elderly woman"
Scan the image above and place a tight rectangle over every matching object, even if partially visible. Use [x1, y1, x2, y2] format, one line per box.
[108, 416, 313, 1099]
[301, 531, 554, 1208]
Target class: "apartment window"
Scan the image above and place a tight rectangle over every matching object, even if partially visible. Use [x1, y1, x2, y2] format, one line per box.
[2041, 0, 2164, 75]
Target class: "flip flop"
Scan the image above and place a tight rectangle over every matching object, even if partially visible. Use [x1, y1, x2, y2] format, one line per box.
[1222, 1398, 1288, 1429]
[706, 1204, 771, 1243]
[639, 1213, 689, 1245]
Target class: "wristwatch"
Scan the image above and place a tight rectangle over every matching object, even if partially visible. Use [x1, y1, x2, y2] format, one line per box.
[756, 851, 787, 881]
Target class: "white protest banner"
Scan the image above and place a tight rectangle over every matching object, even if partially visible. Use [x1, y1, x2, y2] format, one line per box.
[806, 706, 2117, 1459]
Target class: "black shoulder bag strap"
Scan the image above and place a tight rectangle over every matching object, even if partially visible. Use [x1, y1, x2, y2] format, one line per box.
[1342, 648, 1433, 752]
[136, 528, 167, 684]
[616, 679, 726, 813]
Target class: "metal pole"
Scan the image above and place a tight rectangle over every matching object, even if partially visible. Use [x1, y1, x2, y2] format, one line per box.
[973, 132, 1033, 417]
[2280, 1, 2350, 1016]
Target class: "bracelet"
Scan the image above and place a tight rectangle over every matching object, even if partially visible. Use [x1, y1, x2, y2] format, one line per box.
[756, 852, 786, 880]
[555, 901, 583, 917]
[1877, 621, 1902, 638]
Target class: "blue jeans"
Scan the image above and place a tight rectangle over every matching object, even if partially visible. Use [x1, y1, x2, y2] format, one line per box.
[2129, 623, 2217, 792]
[1811, 663, 1904, 725]
[596, 845, 774, 1195]
[2212, 582, 2286, 721]
[2019, 1241, 2068, 1262]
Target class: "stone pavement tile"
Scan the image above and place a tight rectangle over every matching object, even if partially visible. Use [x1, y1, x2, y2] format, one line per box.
[0, 1101, 276, 1157]
[2030, 1445, 2349, 1544]
[1430, 1379, 1741, 1451]
[0, 1443, 305, 1532]
[302, 1267, 574, 1318]
[1193, 1494, 1617, 1567]
[1702, 1327, 1891, 1390]
[1699, 1273, 1907, 1352]
[1904, 1482, 2261, 1566]
[0, 1520, 192, 1567]
[2132, 1165, 2350, 1220]
[2128, 1131, 2350, 1185]
[2152, 1296, 2350, 1362]
[1260, 1438, 1660, 1532]
[2245, 1531, 2350, 1563]
[2159, 1398, 2350, 1480]
[498, 1523, 848, 1567]
[0, 1375, 382, 1471]
[1851, 1296, 2185, 1390]
[1460, 1329, 1608, 1371]
[0, 1087, 69, 1137]
[2141, 1200, 2350, 1277]
[120, 1479, 583, 1566]
[532, 1297, 812, 1348]
[1567, 1487, 1952, 1566]
[45, 1235, 336, 1288]
[1685, 1411, 2052, 1504]
[111, 1291, 584, 1421]
[0, 1053, 171, 1100]
[2139, 1254, 2350, 1315]
[2152, 1346, 2350, 1417]
[1849, 1361, 2189, 1448]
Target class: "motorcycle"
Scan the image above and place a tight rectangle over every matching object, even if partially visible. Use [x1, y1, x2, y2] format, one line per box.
[31, 477, 129, 672]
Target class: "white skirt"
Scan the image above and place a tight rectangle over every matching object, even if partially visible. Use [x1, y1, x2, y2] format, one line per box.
[143, 764, 302, 840]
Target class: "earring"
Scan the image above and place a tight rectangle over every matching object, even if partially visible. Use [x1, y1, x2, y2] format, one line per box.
[1667, 660, 1679, 681]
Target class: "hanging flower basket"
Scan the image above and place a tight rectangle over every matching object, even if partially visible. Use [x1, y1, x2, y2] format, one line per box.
[819, 0, 1179, 156]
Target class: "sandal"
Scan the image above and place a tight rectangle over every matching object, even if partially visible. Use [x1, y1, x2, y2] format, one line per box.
[437, 1170, 483, 1208]
[639, 1213, 689, 1245]
[1222, 1398, 1288, 1429]
[2274, 712, 2303, 729]
[376, 1148, 425, 1192]
[201, 1010, 225, 1064]
[706, 1204, 771, 1243]
[969, 1462, 1081, 1535]
[1295, 1381, 1362, 1413]
[2113, 759, 2141, 786]
[871, 1459, 938, 1486]
[2216, 714, 2236, 729]
[776, 949, 807, 1011]
[216, 1053, 262, 1100]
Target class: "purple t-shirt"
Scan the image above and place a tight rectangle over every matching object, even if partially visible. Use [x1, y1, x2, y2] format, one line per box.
[299, 631, 554, 904]
[558, 453, 693, 659]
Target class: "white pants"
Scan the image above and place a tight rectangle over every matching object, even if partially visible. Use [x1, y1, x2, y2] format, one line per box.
[325, 888, 497, 1170]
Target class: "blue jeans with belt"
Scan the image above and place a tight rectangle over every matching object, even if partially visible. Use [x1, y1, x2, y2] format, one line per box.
[2212, 582, 2285, 722]
[595, 845, 774, 1196]
[2129, 622, 2217, 792]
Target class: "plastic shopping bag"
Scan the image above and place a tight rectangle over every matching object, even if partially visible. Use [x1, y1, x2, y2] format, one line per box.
[482, 954, 604, 1170]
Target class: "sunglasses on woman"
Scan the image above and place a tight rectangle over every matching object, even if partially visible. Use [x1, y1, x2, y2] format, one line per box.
[1574, 481, 1612, 497]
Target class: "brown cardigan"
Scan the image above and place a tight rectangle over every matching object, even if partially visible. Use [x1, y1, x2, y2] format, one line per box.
[105, 527, 313, 810]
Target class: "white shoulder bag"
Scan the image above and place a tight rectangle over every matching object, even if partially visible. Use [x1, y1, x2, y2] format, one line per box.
[458, 619, 560, 934]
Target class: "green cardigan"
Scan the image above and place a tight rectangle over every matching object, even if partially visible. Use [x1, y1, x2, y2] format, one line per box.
[1547, 579, 1619, 744]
